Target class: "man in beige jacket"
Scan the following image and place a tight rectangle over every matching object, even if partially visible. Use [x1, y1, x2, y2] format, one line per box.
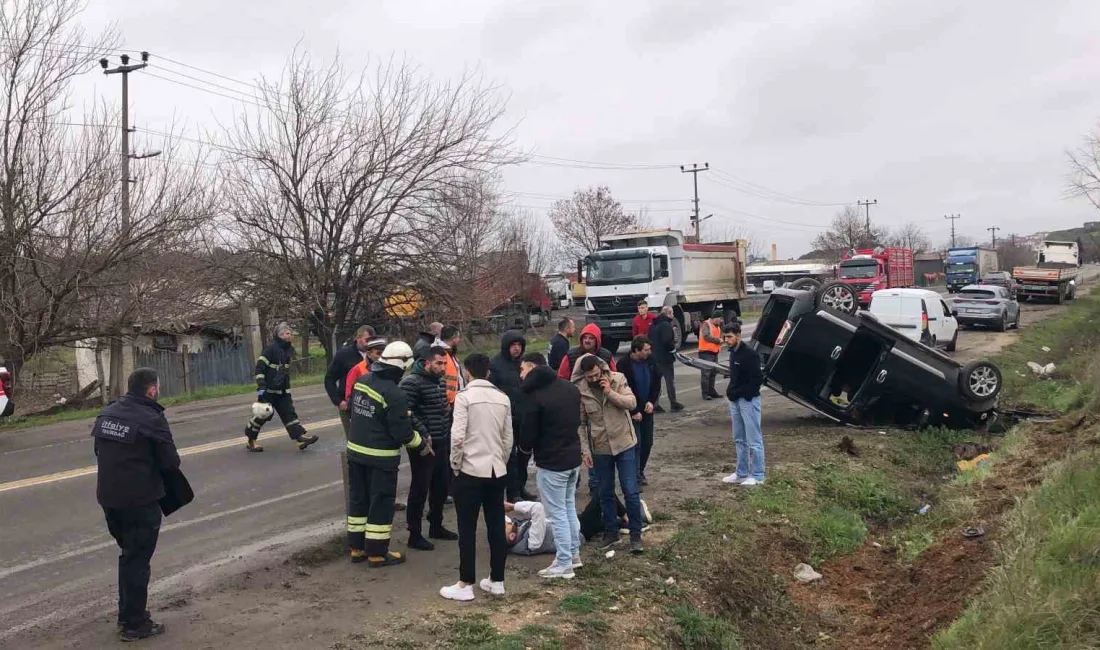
[572, 354, 645, 554]
[440, 353, 512, 602]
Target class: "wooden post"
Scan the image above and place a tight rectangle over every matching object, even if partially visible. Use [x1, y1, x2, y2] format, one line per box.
[181, 344, 193, 395]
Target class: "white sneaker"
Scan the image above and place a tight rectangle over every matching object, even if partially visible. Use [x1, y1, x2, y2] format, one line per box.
[538, 563, 575, 580]
[739, 477, 764, 487]
[479, 578, 506, 596]
[721, 473, 744, 484]
[440, 582, 474, 601]
[571, 555, 584, 569]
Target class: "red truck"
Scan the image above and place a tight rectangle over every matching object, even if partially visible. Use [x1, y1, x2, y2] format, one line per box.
[818, 247, 914, 313]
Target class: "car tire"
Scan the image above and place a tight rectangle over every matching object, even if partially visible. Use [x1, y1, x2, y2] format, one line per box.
[996, 313, 1007, 332]
[946, 329, 958, 352]
[788, 278, 821, 291]
[960, 360, 1002, 401]
[671, 310, 685, 350]
[920, 330, 933, 347]
[817, 282, 858, 315]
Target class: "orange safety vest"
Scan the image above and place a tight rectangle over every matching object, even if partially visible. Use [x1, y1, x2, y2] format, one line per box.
[698, 322, 721, 354]
[443, 353, 466, 405]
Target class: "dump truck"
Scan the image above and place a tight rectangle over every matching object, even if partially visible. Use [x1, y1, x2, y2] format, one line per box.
[1012, 240, 1080, 303]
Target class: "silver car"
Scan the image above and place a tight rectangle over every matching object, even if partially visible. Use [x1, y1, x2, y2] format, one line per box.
[949, 285, 1020, 331]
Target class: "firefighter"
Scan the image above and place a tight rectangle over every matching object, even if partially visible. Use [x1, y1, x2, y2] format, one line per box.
[244, 322, 320, 452]
[347, 340, 430, 566]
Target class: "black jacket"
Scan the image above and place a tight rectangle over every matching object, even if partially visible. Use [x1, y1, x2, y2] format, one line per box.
[348, 364, 426, 468]
[256, 338, 294, 393]
[649, 315, 677, 365]
[399, 360, 450, 440]
[412, 332, 435, 362]
[616, 353, 662, 415]
[726, 342, 764, 401]
[516, 365, 582, 471]
[324, 343, 365, 406]
[489, 329, 527, 439]
[547, 333, 570, 374]
[92, 393, 181, 509]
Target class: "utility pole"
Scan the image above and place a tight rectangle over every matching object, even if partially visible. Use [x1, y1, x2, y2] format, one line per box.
[857, 198, 878, 231]
[945, 213, 961, 247]
[100, 52, 150, 399]
[988, 225, 1000, 248]
[680, 162, 709, 242]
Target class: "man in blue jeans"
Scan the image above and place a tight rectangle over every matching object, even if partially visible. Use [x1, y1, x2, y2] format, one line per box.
[517, 353, 584, 578]
[721, 322, 766, 486]
[573, 354, 644, 554]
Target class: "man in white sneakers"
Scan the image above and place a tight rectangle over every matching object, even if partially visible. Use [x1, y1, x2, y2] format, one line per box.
[721, 323, 766, 486]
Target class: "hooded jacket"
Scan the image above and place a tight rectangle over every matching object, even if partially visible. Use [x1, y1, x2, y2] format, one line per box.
[516, 364, 583, 471]
[92, 393, 182, 509]
[399, 359, 451, 440]
[325, 342, 367, 406]
[648, 314, 677, 365]
[256, 337, 295, 393]
[572, 354, 637, 457]
[556, 323, 616, 380]
[490, 330, 527, 439]
[348, 363, 426, 468]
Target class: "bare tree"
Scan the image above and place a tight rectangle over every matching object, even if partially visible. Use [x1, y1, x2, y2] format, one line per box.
[888, 222, 930, 253]
[1068, 122, 1100, 211]
[811, 205, 889, 258]
[220, 52, 517, 361]
[548, 186, 639, 262]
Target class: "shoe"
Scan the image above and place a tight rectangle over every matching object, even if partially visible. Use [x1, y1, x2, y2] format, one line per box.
[619, 524, 651, 535]
[440, 582, 475, 601]
[350, 549, 368, 563]
[702, 395, 713, 401]
[479, 578, 506, 597]
[295, 433, 319, 451]
[519, 488, 538, 501]
[721, 472, 742, 484]
[571, 555, 584, 569]
[429, 526, 459, 541]
[408, 535, 435, 551]
[598, 532, 620, 550]
[639, 474, 649, 486]
[671, 402, 685, 412]
[368, 551, 406, 567]
[654, 404, 666, 413]
[445, 496, 454, 506]
[119, 620, 165, 642]
[630, 536, 644, 555]
[117, 611, 151, 630]
[739, 478, 764, 487]
[538, 563, 575, 580]
[708, 391, 723, 399]
[245, 437, 264, 453]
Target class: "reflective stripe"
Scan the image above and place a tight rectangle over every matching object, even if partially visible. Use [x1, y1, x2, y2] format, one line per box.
[364, 523, 391, 533]
[266, 389, 285, 395]
[364, 531, 390, 540]
[258, 356, 270, 366]
[254, 374, 265, 380]
[348, 524, 367, 533]
[353, 383, 387, 407]
[346, 441, 400, 457]
[286, 419, 301, 427]
[404, 431, 423, 449]
[348, 516, 367, 524]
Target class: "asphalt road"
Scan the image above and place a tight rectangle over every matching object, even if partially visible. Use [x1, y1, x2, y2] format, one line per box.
[0, 328, 758, 645]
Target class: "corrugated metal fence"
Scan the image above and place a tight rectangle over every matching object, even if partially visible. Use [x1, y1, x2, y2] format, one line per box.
[136, 343, 253, 398]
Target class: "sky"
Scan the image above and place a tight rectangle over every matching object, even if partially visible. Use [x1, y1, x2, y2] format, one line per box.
[68, 0, 1100, 259]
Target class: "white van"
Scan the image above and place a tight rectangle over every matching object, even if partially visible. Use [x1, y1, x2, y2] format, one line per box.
[762, 280, 777, 293]
[868, 288, 958, 351]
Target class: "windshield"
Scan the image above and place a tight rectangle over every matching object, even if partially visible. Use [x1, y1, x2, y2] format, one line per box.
[948, 263, 977, 274]
[839, 262, 878, 279]
[959, 289, 996, 300]
[586, 255, 652, 286]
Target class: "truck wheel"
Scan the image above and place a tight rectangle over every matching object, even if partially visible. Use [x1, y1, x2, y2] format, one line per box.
[788, 278, 821, 291]
[818, 282, 858, 315]
[960, 360, 1002, 401]
[672, 311, 685, 350]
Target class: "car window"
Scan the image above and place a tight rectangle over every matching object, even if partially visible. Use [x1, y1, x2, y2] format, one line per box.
[869, 294, 902, 316]
[960, 289, 996, 300]
[940, 300, 951, 317]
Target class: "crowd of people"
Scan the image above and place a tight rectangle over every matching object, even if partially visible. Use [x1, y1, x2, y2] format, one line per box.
[89, 310, 766, 639]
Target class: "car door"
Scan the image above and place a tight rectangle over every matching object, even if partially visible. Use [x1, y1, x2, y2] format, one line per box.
[938, 298, 957, 344]
[1003, 286, 1020, 323]
[765, 309, 855, 404]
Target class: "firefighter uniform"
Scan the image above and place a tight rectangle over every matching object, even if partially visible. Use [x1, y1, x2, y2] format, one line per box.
[347, 358, 427, 566]
[245, 334, 318, 452]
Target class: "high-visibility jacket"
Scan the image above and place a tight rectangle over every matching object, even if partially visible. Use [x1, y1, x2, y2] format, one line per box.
[344, 359, 370, 402]
[698, 322, 722, 354]
[255, 339, 294, 394]
[347, 364, 425, 468]
[443, 352, 467, 405]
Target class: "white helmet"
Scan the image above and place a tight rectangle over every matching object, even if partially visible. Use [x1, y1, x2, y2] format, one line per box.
[252, 402, 274, 419]
[376, 341, 414, 370]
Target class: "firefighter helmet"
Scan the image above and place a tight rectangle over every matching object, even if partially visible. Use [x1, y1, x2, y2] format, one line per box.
[377, 341, 414, 370]
[252, 402, 274, 419]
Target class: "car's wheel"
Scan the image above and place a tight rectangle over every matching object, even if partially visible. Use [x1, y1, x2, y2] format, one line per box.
[788, 278, 821, 291]
[946, 329, 958, 352]
[960, 360, 1002, 401]
[817, 282, 858, 315]
[996, 312, 1007, 332]
[920, 330, 933, 347]
[671, 311, 685, 350]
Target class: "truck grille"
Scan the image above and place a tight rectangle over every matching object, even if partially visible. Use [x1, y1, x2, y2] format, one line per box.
[589, 294, 647, 315]
[843, 281, 874, 294]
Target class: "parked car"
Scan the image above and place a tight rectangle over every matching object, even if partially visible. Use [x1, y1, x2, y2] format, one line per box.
[979, 271, 1019, 298]
[677, 286, 1003, 429]
[762, 280, 777, 294]
[0, 365, 12, 418]
[949, 285, 1020, 331]
[747, 283, 758, 294]
[868, 288, 958, 351]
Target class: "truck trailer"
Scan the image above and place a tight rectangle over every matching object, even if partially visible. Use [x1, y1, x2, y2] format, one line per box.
[945, 247, 999, 293]
[819, 247, 914, 312]
[1012, 240, 1080, 303]
[581, 229, 747, 352]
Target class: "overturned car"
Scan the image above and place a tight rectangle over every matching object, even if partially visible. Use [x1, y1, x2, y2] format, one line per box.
[678, 286, 1003, 430]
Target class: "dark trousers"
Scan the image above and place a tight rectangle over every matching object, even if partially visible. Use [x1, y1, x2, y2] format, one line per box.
[508, 447, 531, 499]
[699, 351, 718, 396]
[593, 447, 644, 537]
[453, 472, 507, 584]
[103, 504, 162, 628]
[347, 461, 398, 556]
[656, 361, 678, 406]
[634, 414, 655, 478]
[407, 438, 451, 535]
[247, 393, 306, 439]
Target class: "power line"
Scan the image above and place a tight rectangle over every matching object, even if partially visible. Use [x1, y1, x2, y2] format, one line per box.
[143, 71, 268, 109]
[709, 168, 849, 207]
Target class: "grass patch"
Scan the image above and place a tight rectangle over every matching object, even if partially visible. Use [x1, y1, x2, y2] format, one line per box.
[448, 615, 561, 650]
[558, 590, 604, 614]
[745, 477, 800, 514]
[933, 450, 1100, 650]
[672, 605, 741, 650]
[810, 462, 913, 525]
[807, 505, 867, 560]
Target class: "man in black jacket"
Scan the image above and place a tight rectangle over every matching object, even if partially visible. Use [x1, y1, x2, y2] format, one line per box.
[92, 368, 181, 641]
[244, 322, 319, 452]
[400, 346, 457, 550]
[547, 317, 574, 373]
[648, 306, 683, 412]
[489, 329, 535, 501]
[617, 337, 662, 487]
[324, 325, 376, 436]
[517, 352, 583, 578]
[722, 322, 766, 487]
[413, 322, 443, 362]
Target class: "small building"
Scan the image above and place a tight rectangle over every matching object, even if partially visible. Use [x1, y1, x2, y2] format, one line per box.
[914, 252, 945, 287]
